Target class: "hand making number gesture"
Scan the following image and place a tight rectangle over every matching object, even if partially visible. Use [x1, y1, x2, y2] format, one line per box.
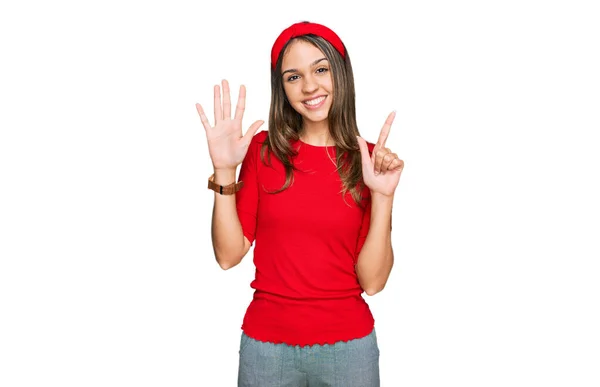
[356, 111, 405, 197]
[195, 79, 265, 171]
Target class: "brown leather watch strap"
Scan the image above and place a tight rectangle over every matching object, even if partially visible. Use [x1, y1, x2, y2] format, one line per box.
[208, 173, 244, 195]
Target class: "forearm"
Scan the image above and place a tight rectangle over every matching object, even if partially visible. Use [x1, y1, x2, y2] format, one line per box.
[211, 168, 245, 269]
[355, 192, 394, 295]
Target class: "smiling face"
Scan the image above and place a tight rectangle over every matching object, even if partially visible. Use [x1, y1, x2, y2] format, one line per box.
[281, 39, 333, 127]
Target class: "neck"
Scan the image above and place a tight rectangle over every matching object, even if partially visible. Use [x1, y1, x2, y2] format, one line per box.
[299, 121, 334, 146]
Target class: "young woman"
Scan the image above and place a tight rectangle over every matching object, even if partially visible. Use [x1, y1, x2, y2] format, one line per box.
[196, 21, 404, 387]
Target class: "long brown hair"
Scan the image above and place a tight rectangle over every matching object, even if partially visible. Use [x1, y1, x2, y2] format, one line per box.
[260, 33, 368, 207]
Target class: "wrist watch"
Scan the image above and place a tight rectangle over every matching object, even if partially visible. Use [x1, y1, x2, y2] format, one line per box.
[207, 173, 244, 195]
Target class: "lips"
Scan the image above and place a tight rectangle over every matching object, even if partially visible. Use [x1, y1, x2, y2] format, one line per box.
[303, 95, 326, 109]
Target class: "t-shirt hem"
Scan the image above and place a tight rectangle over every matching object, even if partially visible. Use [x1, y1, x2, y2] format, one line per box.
[240, 322, 375, 348]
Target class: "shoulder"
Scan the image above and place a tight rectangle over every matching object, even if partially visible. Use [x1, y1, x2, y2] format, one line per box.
[247, 130, 269, 153]
[252, 130, 269, 144]
[246, 131, 270, 166]
[362, 139, 376, 157]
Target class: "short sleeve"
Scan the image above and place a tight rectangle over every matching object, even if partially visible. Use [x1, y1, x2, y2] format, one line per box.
[235, 131, 265, 246]
[354, 140, 376, 261]
[354, 196, 372, 262]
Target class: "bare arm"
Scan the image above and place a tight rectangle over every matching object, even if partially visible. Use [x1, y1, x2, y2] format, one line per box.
[355, 192, 394, 295]
[211, 168, 252, 270]
[196, 79, 263, 270]
[355, 111, 404, 295]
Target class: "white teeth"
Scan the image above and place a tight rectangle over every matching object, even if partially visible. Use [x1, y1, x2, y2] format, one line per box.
[304, 96, 325, 106]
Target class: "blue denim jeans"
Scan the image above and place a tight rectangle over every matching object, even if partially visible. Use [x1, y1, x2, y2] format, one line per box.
[237, 328, 380, 387]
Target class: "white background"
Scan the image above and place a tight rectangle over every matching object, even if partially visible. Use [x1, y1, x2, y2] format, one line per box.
[1, 0, 599, 386]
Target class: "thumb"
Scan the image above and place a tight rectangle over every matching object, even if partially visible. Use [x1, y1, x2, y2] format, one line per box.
[244, 120, 265, 143]
[356, 136, 372, 169]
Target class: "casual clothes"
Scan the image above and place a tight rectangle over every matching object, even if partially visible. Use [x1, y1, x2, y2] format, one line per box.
[235, 130, 377, 347]
[238, 327, 380, 386]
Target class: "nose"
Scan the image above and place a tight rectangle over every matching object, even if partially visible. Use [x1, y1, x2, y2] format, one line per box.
[301, 75, 318, 94]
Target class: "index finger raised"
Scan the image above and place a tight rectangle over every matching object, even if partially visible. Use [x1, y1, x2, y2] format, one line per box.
[376, 111, 396, 148]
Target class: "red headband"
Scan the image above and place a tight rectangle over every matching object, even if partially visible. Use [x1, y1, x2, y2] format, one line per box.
[271, 22, 346, 70]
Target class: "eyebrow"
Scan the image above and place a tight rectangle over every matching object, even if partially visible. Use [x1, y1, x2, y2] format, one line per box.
[282, 57, 328, 76]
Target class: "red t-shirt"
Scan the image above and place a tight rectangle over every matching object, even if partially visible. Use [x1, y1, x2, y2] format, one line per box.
[236, 130, 376, 346]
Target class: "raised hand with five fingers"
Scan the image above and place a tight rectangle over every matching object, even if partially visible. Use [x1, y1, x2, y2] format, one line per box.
[356, 111, 405, 197]
[195, 79, 264, 172]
